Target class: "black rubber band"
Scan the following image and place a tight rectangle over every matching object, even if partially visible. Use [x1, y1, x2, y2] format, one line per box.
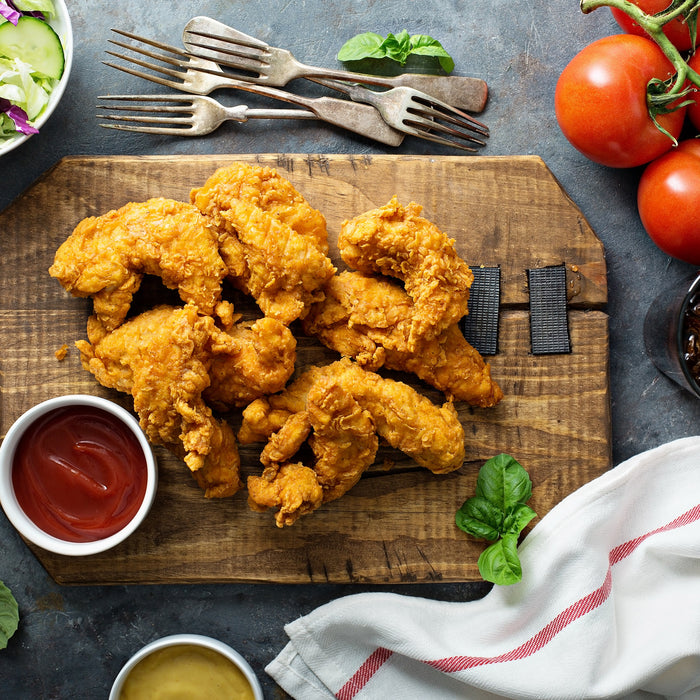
[461, 266, 501, 355]
[527, 264, 571, 355]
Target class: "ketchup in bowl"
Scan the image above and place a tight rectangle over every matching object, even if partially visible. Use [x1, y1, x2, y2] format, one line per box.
[11, 405, 148, 543]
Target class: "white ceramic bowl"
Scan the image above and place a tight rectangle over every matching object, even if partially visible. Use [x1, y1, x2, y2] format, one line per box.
[0, 0, 73, 156]
[0, 394, 157, 556]
[109, 634, 264, 700]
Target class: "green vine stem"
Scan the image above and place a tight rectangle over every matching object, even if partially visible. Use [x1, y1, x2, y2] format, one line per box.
[580, 0, 700, 98]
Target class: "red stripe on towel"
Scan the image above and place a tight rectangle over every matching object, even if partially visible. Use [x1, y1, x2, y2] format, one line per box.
[337, 647, 393, 700]
[336, 502, 700, 699]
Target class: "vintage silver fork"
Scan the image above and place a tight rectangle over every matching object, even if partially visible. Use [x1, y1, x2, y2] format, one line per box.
[179, 19, 489, 152]
[310, 77, 488, 152]
[104, 30, 403, 146]
[182, 16, 488, 113]
[97, 93, 318, 135]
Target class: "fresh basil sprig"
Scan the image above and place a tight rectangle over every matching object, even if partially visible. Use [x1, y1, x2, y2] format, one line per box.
[456, 454, 537, 586]
[337, 30, 455, 73]
[0, 581, 19, 650]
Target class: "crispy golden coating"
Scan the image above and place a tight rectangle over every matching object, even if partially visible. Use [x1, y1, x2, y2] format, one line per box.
[238, 364, 340, 445]
[205, 316, 297, 410]
[247, 462, 324, 528]
[189, 161, 329, 252]
[191, 163, 336, 324]
[49, 198, 228, 333]
[305, 380, 379, 502]
[303, 271, 503, 407]
[53, 166, 498, 515]
[338, 196, 474, 347]
[76, 304, 244, 498]
[243, 359, 465, 526]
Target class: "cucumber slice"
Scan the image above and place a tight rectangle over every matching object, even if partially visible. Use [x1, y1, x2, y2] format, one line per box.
[0, 16, 65, 80]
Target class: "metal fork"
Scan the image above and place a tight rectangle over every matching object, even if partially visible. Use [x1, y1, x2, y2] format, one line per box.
[104, 30, 403, 146]
[311, 78, 488, 152]
[182, 16, 488, 113]
[97, 93, 318, 135]
[178, 18, 488, 152]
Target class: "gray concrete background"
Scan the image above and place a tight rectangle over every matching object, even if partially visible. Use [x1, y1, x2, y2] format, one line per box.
[1, 1, 699, 697]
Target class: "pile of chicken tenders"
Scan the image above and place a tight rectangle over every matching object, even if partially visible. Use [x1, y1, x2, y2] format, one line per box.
[49, 162, 502, 527]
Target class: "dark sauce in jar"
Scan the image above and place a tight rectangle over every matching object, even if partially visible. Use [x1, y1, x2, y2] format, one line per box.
[682, 292, 700, 388]
[11, 405, 148, 543]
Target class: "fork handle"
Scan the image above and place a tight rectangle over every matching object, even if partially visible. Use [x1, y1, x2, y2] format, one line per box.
[221, 80, 404, 147]
[298, 66, 488, 113]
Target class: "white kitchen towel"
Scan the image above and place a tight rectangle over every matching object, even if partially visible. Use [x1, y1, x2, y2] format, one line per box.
[266, 436, 700, 700]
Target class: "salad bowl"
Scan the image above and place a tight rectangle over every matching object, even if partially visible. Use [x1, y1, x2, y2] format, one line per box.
[0, 0, 73, 157]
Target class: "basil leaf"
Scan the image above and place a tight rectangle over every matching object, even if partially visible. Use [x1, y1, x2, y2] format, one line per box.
[0, 581, 19, 650]
[380, 30, 412, 64]
[477, 533, 522, 585]
[337, 30, 455, 73]
[409, 34, 455, 73]
[476, 453, 532, 512]
[455, 496, 503, 540]
[337, 32, 386, 62]
[456, 453, 536, 585]
[502, 503, 537, 535]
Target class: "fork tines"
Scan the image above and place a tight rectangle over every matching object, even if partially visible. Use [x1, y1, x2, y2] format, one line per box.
[97, 94, 198, 134]
[407, 96, 489, 151]
[104, 29, 195, 91]
[182, 28, 269, 77]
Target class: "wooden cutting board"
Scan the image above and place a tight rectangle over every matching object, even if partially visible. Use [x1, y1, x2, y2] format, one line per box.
[0, 154, 610, 585]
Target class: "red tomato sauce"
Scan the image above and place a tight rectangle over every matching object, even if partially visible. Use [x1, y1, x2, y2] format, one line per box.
[11, 405, 148, 543]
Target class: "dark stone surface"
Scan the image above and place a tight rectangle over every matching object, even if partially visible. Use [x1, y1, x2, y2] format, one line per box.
[1, 2, 699, 697]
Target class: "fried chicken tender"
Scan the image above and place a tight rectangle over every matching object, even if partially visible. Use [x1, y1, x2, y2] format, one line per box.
[205, 316, 297, 410]
[338, 196, 474, 347]
[303, 271, 503, 407]
[247, 463, 324, 527]
[190, 163, 336, 324]
[238, 364, 339, 445]
[49, 198, 228, 333]
[243, 359, 465, 526]
[76, 304, 244, 498]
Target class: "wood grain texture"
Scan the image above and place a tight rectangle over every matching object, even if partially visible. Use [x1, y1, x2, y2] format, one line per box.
[0, 154, 610, 584]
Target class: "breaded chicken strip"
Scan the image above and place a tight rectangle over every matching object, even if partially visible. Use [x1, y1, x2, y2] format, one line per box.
[191, 163, 336, 324]
[76, 304, 245, 498]
[49, 198, 228, 333]
[205, 316, 297, 410]
[238, 364, 340, 445]
[303, 271, 503, 407]
[190, 161, 329, 252]
[247, 462, 324, 528]
[244, 359, 465, 526]
[338, 196, 474, 348]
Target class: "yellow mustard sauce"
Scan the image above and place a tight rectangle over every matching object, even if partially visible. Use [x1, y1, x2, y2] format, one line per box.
[119, 644, 256, 700]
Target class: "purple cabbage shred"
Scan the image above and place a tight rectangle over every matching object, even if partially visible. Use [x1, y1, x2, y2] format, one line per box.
[0, 1, 45, 24]
[0, 98, 40, 134]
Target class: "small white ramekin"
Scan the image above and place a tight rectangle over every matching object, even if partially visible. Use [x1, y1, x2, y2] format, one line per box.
[109, 634, 264, 700]
[0, 394, 157, 556]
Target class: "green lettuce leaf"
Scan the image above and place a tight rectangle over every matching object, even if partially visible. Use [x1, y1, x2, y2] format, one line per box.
[0, 55, 53, 136]
[14, 0, 56, 17]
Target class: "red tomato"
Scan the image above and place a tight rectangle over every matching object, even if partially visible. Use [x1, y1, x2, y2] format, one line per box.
[611, 0, 696, 51]
[637, 140, 700, 264]
[687, 51, 700, 131]
[555, 34, 686, 168]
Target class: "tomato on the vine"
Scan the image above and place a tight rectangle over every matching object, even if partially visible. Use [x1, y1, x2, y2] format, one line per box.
[555, 34, 686, 168]
[611, 0, 697, 51]
[637, 140, 700, 264]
